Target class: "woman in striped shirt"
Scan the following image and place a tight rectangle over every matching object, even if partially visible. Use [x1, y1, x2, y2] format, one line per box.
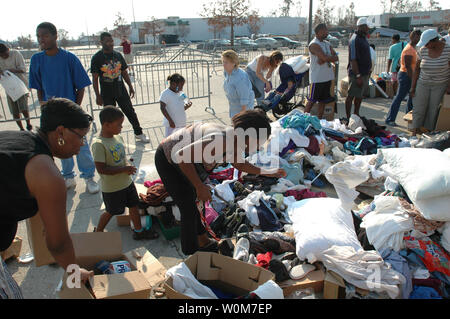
[410, 29, 450, 136]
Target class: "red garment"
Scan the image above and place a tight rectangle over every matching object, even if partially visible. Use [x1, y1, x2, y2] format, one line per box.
[305, 136, 319, 155]
[284, 189, 327, 200]
[256, 252, 273, 269]
[404, 236, 450, 276]
[209, 168, 242, 182]
[121, 41, 131, 54]
[144, 179, 163, 188]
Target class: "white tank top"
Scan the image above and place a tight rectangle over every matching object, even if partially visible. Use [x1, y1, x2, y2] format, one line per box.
[247, 55, 269, 76]
[309, 38, 335, 84]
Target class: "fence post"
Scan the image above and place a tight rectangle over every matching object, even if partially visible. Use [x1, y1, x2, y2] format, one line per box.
[205, 61, 215, 116]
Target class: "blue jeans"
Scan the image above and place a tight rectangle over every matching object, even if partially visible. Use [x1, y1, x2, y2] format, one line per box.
[246, 68, 265, 104]
[61, 139, 96, 180]
[386, 71, 413, 123]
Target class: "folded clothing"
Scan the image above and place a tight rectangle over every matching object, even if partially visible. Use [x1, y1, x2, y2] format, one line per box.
[144, 179, 163, 188]
[139, 184, 169, 207]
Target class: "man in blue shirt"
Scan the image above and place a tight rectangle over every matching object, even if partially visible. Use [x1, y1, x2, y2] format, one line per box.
[345, 18, 372, 119]
[29, 22, 99, 194]
[387, 34, 407, 94]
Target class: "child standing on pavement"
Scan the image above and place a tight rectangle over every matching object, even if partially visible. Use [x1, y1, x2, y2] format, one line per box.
[159, 73, 192, 137]
[91, 106, 159, 240]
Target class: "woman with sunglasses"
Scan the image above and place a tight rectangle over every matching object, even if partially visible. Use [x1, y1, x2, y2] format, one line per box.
[0, 98, 95, 299]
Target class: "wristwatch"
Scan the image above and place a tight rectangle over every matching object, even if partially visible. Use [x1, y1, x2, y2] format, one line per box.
[356, 74, 361, 78]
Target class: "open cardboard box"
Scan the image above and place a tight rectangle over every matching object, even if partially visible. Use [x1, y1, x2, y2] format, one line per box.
[278, 262, 326, 297]
[164, 252, 275, 299]
[56, 232, 166, 299]
[26, 212, 56, 266]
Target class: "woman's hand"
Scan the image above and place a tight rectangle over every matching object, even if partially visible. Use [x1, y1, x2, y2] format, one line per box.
[195, 183, 212, 202]
[262, 169, 287, 179]
[410, 88, 416, 98]
[124, 166, 137, 175]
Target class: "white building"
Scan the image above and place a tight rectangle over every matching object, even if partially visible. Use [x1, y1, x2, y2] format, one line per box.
[367, 9, 450, 31]
[130, 16, 307, 43]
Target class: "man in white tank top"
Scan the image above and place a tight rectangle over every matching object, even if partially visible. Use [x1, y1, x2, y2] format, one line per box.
[305, 23, 339, 119]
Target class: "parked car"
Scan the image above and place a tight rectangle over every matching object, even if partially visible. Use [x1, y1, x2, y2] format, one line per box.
[326, 35, 340, 48]
[233, 38, 258, 51]
[196, 39, 231, 50]
[272, 36, 301, 49]
[329, 31, 344, 39]
[254, 37, 279, 50]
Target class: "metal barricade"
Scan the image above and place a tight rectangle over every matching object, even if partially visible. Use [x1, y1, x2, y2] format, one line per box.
[87, 59, 214, 132]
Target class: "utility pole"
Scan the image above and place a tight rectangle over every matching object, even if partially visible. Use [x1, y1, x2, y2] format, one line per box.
[308, 0, 313, 45]
[131, 0, 137, 42]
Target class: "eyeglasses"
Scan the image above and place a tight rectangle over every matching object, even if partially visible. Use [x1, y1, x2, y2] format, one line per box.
[68, 128, 87, 144]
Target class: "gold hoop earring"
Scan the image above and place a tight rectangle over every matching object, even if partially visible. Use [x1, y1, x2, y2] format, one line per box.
[58, 138, 65, 146]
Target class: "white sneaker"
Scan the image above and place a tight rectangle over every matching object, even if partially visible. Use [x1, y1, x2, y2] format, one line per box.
[65, 178, 77, 189]
[86, 178, 100, 194]
[135, 133, 150, 144]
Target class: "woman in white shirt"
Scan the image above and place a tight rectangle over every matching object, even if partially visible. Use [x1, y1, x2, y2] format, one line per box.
[159, 73, 193, 137]
[246, 51, 284, 104]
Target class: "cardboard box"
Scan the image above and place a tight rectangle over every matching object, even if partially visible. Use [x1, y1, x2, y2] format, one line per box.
[339, 76, 349, 97]
[435, 106, 450, 131]
[278, 263, 326, 297]
[323, 270, 346, 299]
[58, 232, 166, 299]
[164, 252, 275, 299]
[0, 237, 22, 261]
[26, 212, 55, 267]
[385, 81, 395, 99]
[443, 94, 450, 109]
[300, 100, 335, 121]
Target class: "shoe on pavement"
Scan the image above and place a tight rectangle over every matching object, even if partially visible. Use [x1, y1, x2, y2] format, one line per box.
[132, 228, 160, 240]
[65, 178, 77, 189]
[135, 133, 150, 143]
[86, 178, 100, 194]
[385, 121, 398, 127]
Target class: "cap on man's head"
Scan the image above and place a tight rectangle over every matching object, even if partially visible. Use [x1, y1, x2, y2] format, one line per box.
[357, 17, 369, 27]
[417, 29, 440, 47]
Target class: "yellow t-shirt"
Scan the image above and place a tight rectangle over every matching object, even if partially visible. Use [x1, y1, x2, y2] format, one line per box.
[400, 44, 417, 74]
[91, 135, 132, 193]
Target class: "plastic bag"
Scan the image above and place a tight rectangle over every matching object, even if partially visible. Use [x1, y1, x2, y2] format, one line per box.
[0, 71, 29, 102]
[415, 132, 450, 151]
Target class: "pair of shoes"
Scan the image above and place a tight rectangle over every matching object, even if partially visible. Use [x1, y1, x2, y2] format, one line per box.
[268, 259, 291, 283]
[236, 224, 250, 242]
[65, 178, 77, 189]
[218, 239, 234, 257]
[132, 228, 160, 240]
[26, 124, 33, 131]
[86, 178, 100, 194]
[282, 259, 316, 280]
[385, 121, 398, 127]
[233, 238, 250, 262]
[135, 133, 150, 143]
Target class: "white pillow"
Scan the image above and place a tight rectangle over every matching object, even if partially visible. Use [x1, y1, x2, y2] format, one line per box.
[288, 198, 362, 263]
[378, 148, 450, 201]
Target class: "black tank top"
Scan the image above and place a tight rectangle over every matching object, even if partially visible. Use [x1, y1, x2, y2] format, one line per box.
[0, 131, 53, 251]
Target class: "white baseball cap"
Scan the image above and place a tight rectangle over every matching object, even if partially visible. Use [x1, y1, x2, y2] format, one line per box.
[357, 17, 369, 27]
[417, 29, 440, 47]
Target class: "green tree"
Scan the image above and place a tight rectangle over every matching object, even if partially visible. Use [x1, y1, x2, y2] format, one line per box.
[112, 13, 131, 39]
[142, 17, 165, 45]
[58, 29, 70, 48]
[280, 0, 294, 17]
[201, 0, 252, 46]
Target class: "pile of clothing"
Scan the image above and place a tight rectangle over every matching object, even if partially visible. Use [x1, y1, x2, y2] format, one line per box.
[147, 109, 450, 299]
